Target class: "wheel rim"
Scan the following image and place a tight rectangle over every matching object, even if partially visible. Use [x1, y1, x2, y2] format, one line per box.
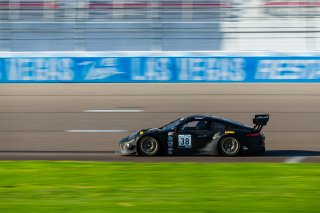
[221, 137, 240, 155]
[140, 137, 159, 155]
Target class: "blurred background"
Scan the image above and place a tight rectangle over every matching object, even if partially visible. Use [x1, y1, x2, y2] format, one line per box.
[1, 0, 320, 51]
[0, 2, 319, 212]
[0, 0, 320, 162]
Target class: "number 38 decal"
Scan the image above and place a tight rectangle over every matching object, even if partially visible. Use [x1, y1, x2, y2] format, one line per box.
[178, 135, 192, 148]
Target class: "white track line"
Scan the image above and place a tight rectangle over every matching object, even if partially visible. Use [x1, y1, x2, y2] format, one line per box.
[4, 21, 219, 24]
[284, 156, 306, 163]
[65, 130, 128, 133]
[84, 109, 144, 113]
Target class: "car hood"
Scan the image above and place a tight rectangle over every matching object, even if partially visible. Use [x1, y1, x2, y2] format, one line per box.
[119, 128, 161, 142]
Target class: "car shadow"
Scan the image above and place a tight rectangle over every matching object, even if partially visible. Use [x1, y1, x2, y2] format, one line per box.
[262, 150, 320, 157]
[119, 150, 320, 158]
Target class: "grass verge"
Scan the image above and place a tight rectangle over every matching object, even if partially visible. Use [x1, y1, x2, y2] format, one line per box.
[0, 161, 319, 213]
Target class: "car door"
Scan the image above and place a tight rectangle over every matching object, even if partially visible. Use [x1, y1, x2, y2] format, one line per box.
[173, 119, 212, 155]
[211, 120, 227, 136]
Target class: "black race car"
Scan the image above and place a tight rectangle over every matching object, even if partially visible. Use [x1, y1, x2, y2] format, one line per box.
[118, 114, 269, 156]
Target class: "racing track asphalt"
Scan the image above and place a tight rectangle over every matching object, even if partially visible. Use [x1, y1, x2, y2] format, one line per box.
[0, 83, 319, 163]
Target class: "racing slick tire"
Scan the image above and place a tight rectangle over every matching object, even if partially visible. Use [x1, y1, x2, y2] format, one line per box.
[138, 136, 161, 156]
[218, 136, 241, 157]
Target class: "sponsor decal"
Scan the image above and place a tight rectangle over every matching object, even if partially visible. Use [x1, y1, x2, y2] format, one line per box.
[178, 58, 246, 81]
[167, 132, 174, 155]
[194, 117, 204, 120]
[6, 58, 74, 81]
[212, 133, 221, 140]
[256, 60, 320, 80]
[131, 57, 246, 82]
[132, 58, 172, 81]
[82, 58, 125, 80]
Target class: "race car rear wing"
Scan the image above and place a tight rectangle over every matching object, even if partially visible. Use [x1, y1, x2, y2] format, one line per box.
[253, 114, 269, 131]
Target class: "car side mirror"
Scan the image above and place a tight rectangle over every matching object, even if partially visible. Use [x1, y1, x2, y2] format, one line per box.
[173, 127, 178, 133]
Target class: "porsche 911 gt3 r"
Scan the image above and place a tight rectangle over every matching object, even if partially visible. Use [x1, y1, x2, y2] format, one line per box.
[118, 114, 269, 156]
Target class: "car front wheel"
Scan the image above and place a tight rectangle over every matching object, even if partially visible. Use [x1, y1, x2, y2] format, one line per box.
[138, 136, 161, 156]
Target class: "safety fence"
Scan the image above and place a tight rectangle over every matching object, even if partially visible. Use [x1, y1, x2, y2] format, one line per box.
[1, 0, 320, 51]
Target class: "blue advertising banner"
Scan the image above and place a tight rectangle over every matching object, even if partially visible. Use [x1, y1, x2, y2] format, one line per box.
[0, 56, 320, 82]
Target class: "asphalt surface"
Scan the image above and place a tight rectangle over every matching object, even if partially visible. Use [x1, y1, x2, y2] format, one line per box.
[0, 83, 320, 163]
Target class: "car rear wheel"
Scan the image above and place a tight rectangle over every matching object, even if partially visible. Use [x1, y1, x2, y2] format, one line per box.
[218, 136, 241, 157]
[138, 136, 160, 156]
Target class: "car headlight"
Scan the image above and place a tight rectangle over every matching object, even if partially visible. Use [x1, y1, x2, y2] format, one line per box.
[125, 139, 136, 148]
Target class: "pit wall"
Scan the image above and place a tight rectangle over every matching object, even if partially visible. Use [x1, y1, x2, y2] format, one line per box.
[0, 52, 320, 83]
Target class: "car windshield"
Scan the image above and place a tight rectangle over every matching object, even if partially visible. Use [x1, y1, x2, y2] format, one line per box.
[161, 118, 184, 131]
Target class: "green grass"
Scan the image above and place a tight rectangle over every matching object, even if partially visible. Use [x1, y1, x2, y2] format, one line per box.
[0, 161, 319, 213]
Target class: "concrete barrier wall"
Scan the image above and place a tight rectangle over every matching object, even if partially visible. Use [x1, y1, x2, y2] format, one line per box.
[1, 52, 320, 83]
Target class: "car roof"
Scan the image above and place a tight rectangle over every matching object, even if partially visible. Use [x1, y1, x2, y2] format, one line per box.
[184, 114, 209, 120]
[184, 114, 248, 127]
